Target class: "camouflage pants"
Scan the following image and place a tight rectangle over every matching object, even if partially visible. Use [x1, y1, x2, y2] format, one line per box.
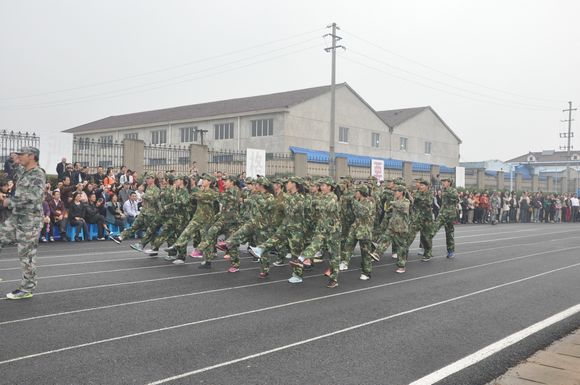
[432, 215, 455, 252]
[226, 223, 268, 268]
[339, 219, 354, 264]
[152, 218, 188, 257]
[407, 219, 434, 258]
[341, 230, 373, 274]
[295, 230, 340, 281]
[0, 215, 42, 292]
[258, 226, 304, 274]
[121, 211, 151, 240]
[392, 232, 409, 268]
[373, 230, 392, 258]
[138, 216, 163, 249]
[173, 216, 209, 249]
[197, 219, 238, 263]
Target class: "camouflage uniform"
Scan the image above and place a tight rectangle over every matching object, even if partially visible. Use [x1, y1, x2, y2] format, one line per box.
[338, 182, 355, 263]
[147, 183, 174, 251]
[121, 179, 160, 241]
[0, 164, 46, 292]
[372, 183, 395, 257]
[152, 183, 191, 258]
[172, 186, 217, 249]
[341, 186, 375, 275]
[407, 183, 434, 259]
[294, 180, 341, 282]
[388, 195, 411, 268]
[432, 182, 459, 254]
[258, 189, 305, 274]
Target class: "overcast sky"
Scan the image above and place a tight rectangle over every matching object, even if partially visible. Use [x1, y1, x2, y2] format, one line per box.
[1, 0, 579, 166]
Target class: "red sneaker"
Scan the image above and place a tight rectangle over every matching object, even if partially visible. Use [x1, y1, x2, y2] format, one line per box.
[189, 249, 203, 258]
[223, 254, 231, 260]
[323, 267, 332, 277]
[228, 266, 239, 273]
[258, 272, 269, 279]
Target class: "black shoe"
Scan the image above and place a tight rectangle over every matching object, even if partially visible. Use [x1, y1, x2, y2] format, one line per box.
[198, 262, 212, 269]
[74, 237, 81, 242]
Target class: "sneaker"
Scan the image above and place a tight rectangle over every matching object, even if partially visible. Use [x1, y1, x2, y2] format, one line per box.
[421, 256, 431, 262]
[6, 289, 33, 300]
[163, 245, 175, 253]
[285, 253, 292, 259]
[359, 274, 370, 281]
[303, 259, 312, 267]
[289, 259, 303, 268]
[144, 249, 158, 257]
[198, 261, 212, 269]
[323, 267, 332, 277]
[130, 243, 143, 252]
[288, 275, 303, 284]
[40, 237, 47, 243]
[228, 266, 239, 273]
[252, 256, 260, 263]
[173, 258, 186, 265]
[392, 253, 398, 260]
[273, 260, 286, 267]
[370, 251, 381, 262]
[446, 251, 455, 259]
[312, 257, 324, 264]
[49, 236, 55, 242]
[259, 272, 269, 279]
[249, 246, 264, 259]
[164, 255, 176, 262]
[326, 280, 338, 288]
[418, 249, 424, 256]
[223, 254, 231, 260]
[339, 262, 348, 271]
[97, 237, 106, 241]
[109, 234, 122, 244]
[395, 267, 406, 274]
[216, 241, 228, 252]
[190, 249, 203, 258]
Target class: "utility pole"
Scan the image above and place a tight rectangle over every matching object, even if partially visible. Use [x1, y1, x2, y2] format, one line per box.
[560, 101, 576, 192]
[324, 23, 345, 180]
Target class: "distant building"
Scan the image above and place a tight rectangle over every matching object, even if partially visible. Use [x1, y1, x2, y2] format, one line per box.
[64, 83, 462, 167]
[507, 149, 580, 175]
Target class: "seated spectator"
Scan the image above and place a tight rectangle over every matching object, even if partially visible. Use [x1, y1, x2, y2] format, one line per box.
[40, 200, 51, 242]
[122, 192, 139, 227]
[103, 167, 117, 190]
[68, 191, 89, 241]
[118, 181, 133, 206]
[85, 193, 109, 240]
[105, 193, 127, 229]
[0, 177, 11, 223]
[48, 190, 68, 241]
[119, 169, 134, 185]
[92, 166, 105, 186]
[56, 157, 67, 180]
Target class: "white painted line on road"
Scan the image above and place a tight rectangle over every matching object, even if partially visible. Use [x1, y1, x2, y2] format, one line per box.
[144, 263, 580, 385]
[1, 248, 579, 366]
[0, 256, 148, 272]
[409, 304, 580, 385]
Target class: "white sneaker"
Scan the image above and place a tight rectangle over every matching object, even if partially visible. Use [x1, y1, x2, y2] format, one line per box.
[172, 259, 185, 265]
[144, 249, 158, 257]
[359, 274, 370, 281]
[314, 251, 322, 258]
[339, 262, 348, 271]
[392, 253, 398, 260]
[285, 253, 292, 259]
[417, 249, 424, 256]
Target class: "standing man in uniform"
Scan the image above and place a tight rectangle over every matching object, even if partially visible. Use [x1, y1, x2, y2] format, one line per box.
[0, 147, 46, 299]
[432, 177, 459, 258]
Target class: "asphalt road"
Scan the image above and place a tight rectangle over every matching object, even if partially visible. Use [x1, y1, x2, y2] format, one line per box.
[0, 223, 579, 385]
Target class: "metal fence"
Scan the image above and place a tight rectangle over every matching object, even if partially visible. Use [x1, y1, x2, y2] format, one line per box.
[143, 144, 191, 174]
[72, 137, 124, 172]
[0, 130, 40, 163]
[208, 149, 295, 177]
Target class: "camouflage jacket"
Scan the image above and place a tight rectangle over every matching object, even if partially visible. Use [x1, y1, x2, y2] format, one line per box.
[271, 191, 286, 228]
[381, 188, 395, 220]
[248, 192, 274, 230]
[441, 187, 459, 218]
[217, 186, 240, 224]
[191, 188, 218, 221]
[283, 192, 304, 230]
[387, 198, 410, 235]
[158, 186, 173, 217]
[339, 191, 355, 226]
[351, 197, 375, 240]
[10, 165, 46, 220]
[314, 192, 341, 235]
[166, 187, 190, 222]
[141, 185, 160, 214]
[411, 189, 433, 223]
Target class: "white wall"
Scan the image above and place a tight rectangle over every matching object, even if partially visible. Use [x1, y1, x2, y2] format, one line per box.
[40, 132, 72, 175]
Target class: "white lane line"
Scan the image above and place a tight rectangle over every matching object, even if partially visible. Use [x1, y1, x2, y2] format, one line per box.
[409, 304, 580, 385]
[1, 248, 579, 366]
[0, 249, 134, 263]
[0, 236, 576, 302]
[0, 256, 149, 272]
[144, 264, 580, 384]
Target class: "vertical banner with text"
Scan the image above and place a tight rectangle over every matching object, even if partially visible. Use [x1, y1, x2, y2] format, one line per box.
[371, 159, 384, 182]
[246, 148, 266, 178]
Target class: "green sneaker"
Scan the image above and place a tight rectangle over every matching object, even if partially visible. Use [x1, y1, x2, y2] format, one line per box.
[164, 255, 176, 262]
[6, 289, 33, 300]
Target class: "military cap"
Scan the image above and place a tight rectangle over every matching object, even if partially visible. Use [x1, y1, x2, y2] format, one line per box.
[394, 185, 407, 193]
[165, 173, 176, 182]
[15, 146, 39, 158]
[0, 177, 8, 186]
[255, 176, 271, 186]
[201, 173, 216, 182]
[287, 176, 304, 185]
[178, 174, 190, 181]
[245, 177, 254, 184]
[415, 177, 430, 186]
[440, 177, 453, 183]
[272, 177, 286, 185]
[340, 175, 353, 181]
[356, 184, 369, 196]
[384, 178, 394, 183]
[316, 176, 335, 187]
[144, 172, 155, 179]
[225, 175, 237, 183]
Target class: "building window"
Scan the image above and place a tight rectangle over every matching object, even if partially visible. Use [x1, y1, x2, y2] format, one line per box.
[99, 135, 113, 144]
[151, 130, 167, 145]
[339, 126, 349, 143]
[149, 158, 167, 166]
[371, 133, 380, 148]
[400, 137, 408, 151]
[78, 137, 90, 150]
[214, 123, 234, 140]
[425, 141, 432, 155]
[251, 119, 273, 137]
[124, 133, 138, 140]
[180, 127, 198, 143]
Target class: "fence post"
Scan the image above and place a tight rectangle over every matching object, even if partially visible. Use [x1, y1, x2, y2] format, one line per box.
[477, 168, 485, 189]
[335, 156, 348, 180]
[123, 139, 144, 175]
[515, 173, 523, 192]
[560, 176, 567, 193]
[293, 153, 307, 177]
[531, 175, 539, 192]
[546, 176, 553, 192]
[497, 171, 505, 190]
[402, 161, 413, 186]
[189, 144, 209, 174]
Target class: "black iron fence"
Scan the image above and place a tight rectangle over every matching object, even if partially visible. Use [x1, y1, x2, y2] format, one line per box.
[72, 137, 124, 171]
[0, 130, 40, 163]
[207, 149, 295, 177]
[143, 143, 190, 174]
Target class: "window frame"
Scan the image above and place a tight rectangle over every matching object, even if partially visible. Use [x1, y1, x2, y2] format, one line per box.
[338, 126, 349, 144]
[399, 137, 408, 152]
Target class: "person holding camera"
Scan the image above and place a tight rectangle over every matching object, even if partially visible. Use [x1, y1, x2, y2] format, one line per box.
[48, 190, 68, 241]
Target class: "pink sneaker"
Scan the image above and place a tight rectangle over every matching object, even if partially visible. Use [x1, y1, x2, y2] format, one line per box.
[303, 259, 312, 267]
[216, 241, 228, 251]
[223, 254, 231, 260]
[189, 249, 203, 258]
[228, 266, 239, 273]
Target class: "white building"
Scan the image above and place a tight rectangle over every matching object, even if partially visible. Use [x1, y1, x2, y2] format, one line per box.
[64, 83, 462, 167]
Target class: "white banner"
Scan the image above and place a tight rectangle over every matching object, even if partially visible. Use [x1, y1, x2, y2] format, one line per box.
[455, 166, 465, 188]
[371, 159, 384, 182]
[246, 148, 266, 178]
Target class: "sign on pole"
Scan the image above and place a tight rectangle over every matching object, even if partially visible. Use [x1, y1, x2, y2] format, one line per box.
[455, 166, 465, 188]
[246, 148, 266, 178]
[371, 159, 384, 182]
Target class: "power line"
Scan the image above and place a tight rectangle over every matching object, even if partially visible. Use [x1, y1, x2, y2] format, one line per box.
[0, 27, 325, 101]
[341, 29, 564, 104]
